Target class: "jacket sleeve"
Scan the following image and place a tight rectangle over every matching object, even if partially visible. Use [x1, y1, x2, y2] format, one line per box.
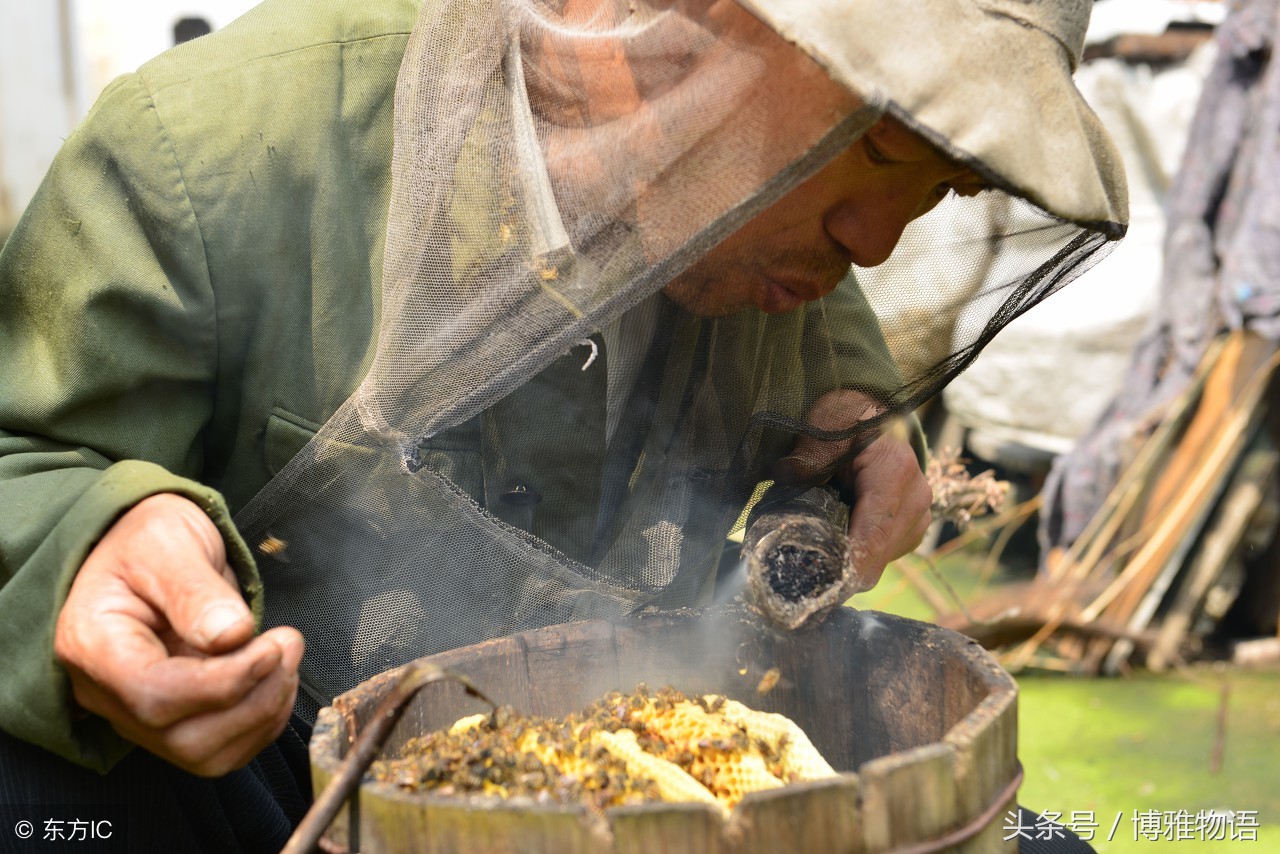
[0, 73, 263, 773]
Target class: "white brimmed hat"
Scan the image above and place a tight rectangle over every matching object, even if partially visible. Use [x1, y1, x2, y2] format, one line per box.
[745, 0, 1129, 234]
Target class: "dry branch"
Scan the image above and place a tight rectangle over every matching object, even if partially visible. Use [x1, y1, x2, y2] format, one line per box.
[927, 448, 1010, 531]
[943, 332, 1280, 676]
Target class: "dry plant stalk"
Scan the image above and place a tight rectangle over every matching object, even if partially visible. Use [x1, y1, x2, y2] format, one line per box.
[927, 448, 1010, 531]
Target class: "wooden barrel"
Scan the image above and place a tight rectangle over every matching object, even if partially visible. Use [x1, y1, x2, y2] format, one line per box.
[310, 608, 1019, 853]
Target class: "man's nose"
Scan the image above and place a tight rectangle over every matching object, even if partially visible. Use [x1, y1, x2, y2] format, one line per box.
[821, 194, 926, 268]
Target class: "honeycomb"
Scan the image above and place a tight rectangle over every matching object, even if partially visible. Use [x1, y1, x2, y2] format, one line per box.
[372, 685, 838, 813]
[714, 698, 836, 782]
[619, 691, 784, 806]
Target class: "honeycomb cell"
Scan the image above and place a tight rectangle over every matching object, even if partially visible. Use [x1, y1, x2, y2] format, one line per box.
[374, 686, 837, 812]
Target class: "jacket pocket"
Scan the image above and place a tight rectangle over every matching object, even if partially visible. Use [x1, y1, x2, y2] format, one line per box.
[409, 418, 486, 506]
[265, 407, 488, 504]
[264, 408, 322, 476]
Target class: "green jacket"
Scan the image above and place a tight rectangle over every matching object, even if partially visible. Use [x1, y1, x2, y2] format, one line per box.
[0, 0, 421, 771]
[0, 0, 919, 773]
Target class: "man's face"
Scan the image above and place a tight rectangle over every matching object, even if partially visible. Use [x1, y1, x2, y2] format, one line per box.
[662, 116, 987, 316]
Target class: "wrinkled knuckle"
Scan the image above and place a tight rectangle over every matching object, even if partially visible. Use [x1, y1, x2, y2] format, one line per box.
[867, 435, 914, 478]
[862, 520, 892, 558]
[133, 507, 187, 548]
[127, 686, 180, 729]
[913, 479, 934, 513]
[165, 739, 207, 770]
[52, 627, 81, 668]
[175, 747, 225, 783]
[166, 733, 221, 776]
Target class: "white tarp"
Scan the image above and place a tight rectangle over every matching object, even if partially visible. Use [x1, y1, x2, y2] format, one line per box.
[0, 4, 82, 238]
[941, 40, 1215, 466]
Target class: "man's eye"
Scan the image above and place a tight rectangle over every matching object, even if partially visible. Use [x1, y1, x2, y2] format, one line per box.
[863, 136, 891, 165]
[948, 183, 989, 198]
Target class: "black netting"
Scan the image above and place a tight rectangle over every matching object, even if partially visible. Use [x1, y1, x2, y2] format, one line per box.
[232, 0, 1123, 705]
[751, 194, 1118, 497]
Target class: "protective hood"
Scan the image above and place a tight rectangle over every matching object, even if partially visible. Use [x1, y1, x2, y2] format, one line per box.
[234, 0, 1127, 709]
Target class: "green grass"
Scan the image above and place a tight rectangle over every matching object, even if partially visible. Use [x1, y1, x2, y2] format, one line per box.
[852, 550, 1280, 852]
[1017, 669, 1280, 852]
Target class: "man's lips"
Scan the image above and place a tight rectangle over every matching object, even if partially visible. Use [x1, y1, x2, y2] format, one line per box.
[758, 274, 837, 314]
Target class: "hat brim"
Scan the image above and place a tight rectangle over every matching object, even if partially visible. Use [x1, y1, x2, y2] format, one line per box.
[742, 0, 1129, 234]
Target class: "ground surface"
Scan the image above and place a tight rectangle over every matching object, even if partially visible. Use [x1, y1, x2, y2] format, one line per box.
[853, 552, 1280, 853]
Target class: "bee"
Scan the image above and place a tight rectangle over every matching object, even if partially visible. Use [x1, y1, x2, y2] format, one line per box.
[257, 535, 289, 560]
[756, 667, 781, 695]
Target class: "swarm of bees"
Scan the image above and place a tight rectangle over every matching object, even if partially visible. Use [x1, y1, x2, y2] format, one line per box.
[370, 684, 836, 813]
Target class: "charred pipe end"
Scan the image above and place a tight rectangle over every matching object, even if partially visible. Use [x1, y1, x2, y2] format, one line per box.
[745, 519, 850, 631]
[761, 539, 843, 603]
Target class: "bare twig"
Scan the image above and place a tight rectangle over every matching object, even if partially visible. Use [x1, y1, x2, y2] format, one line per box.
[1211, 679, 1230, 776]
[974, 498, 1041, 594]
[892, 553, 955, 617]
[926, 500, 1033, 561]
[927, 448, 1011, 531]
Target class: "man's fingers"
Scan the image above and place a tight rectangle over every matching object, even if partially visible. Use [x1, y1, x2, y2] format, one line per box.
[54, 494, 309, 776]
[772, 389, 884, 484]
[72, 494, 254, 656]
[118, 498, 254, 653]
[767, 388, 929, 596]
[67, 626, 286, 728]
[189, 696, 298, 778]
[108, 657, 299, 778]
[156, 652, 301, 777]
[260, 625, 306, 680]
[844, 490, 899, 591]
[842, 428, 933, 590]
[69, 627, 304, 776]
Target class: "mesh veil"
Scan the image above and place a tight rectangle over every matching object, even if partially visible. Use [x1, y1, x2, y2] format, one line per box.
[234, 0, 1120, 708]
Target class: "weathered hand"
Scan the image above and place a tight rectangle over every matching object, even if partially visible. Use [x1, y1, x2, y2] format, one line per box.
[773, 389, 933, 591]
[834, 424, 933, 590]
[54, 493, 304, 777]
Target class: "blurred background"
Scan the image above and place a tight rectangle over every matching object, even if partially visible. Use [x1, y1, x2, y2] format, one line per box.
[2, 0, 1276, 850]
[0, 0, 257, 241]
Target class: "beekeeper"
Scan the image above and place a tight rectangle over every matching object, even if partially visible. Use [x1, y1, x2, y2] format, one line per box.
[0, 0, 1124, 846]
